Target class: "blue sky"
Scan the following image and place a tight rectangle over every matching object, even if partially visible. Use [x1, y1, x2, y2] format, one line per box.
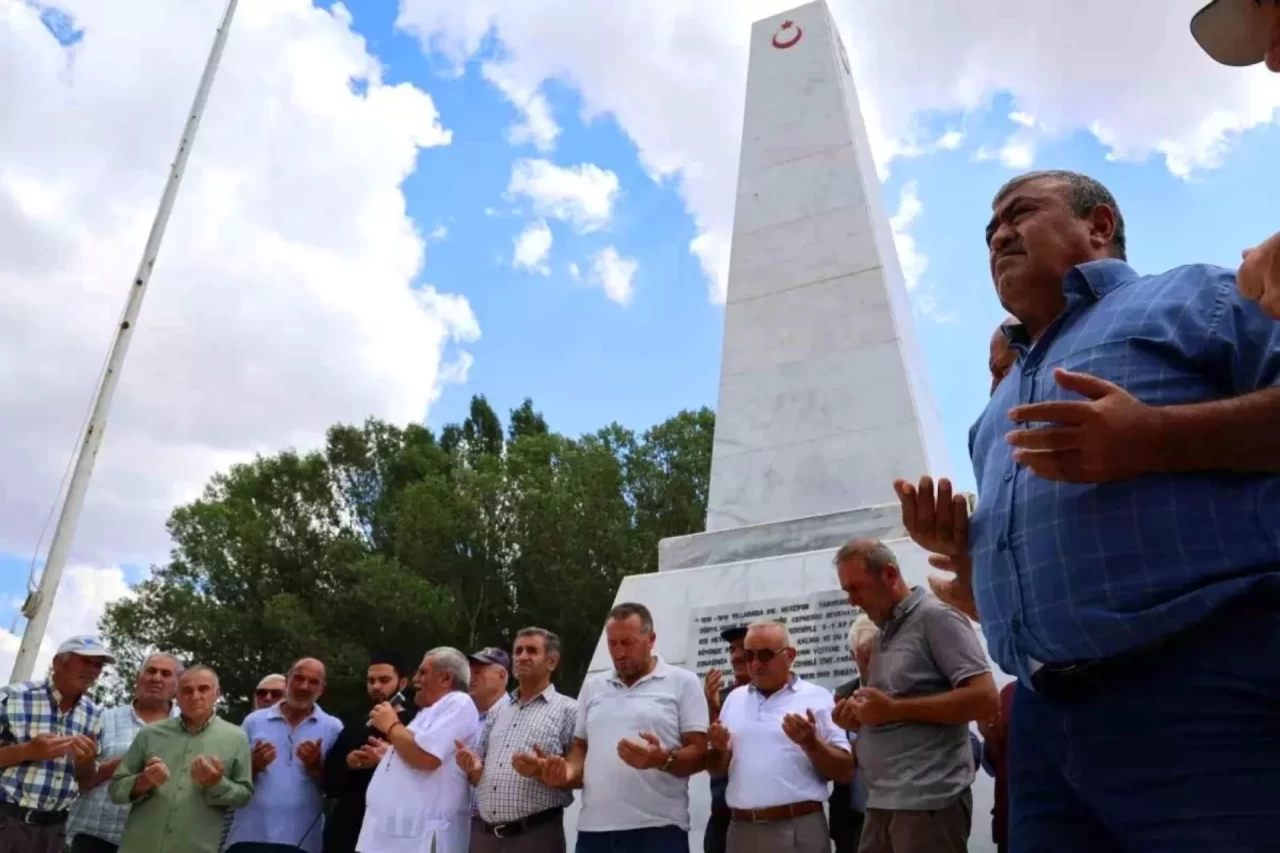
[2, 0, 1277, 647]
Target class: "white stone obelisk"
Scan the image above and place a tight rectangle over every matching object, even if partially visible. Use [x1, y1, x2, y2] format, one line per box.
[706, 0, 949, 531]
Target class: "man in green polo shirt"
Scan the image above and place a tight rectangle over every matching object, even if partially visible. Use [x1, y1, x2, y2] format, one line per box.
[109, 664, 253, 853]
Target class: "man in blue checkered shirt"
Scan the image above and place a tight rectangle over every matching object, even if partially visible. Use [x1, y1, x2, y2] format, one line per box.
[896, 169, 1280, 852]
[0, 635, 111, 853]
[64, 652, 181, 853]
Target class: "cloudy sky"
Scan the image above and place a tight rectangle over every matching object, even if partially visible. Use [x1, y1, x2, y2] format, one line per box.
[1, 0, 1277, 675]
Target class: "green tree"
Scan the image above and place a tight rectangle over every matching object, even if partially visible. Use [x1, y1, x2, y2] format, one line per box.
[101, 399, 714, 719]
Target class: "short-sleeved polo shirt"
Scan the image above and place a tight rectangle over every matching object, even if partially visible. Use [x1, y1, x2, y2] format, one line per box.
[855, 587, 990, 810]
[575, 658, 709, 832]
[719, 675, 848, 810]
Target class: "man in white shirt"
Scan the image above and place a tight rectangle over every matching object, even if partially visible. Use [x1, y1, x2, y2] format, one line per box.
[705, 620, 853, 853]
[360, 647, 480, 853]
[534, 602, 709, 853]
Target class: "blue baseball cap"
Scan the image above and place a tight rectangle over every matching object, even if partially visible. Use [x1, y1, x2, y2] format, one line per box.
[56, 635, 115, 663]
[467, 647, 511, 672]
[1191, 0, 1276, 66]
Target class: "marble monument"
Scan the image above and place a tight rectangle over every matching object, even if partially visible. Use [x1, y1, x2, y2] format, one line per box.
[565, 2, 996, 850]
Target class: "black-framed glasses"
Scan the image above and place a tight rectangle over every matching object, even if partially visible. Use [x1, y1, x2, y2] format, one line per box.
[255, 688, 284, 700]
[743, 648, 787, 664]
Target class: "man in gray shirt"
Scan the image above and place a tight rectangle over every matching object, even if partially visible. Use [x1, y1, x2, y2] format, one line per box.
[831, 538, 998, 853]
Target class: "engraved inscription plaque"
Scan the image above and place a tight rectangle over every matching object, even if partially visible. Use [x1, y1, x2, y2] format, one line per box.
[686, 592, 861, 689]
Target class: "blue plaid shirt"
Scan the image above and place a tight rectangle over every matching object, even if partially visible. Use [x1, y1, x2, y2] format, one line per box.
[970, 260, 1280, 685]
[0, 679, 103, 811]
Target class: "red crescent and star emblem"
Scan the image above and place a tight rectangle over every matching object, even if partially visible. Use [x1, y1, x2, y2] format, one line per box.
[771, 20, 802, 49]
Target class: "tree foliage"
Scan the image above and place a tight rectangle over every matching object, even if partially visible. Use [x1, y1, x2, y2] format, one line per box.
[101, 399, 714, 720]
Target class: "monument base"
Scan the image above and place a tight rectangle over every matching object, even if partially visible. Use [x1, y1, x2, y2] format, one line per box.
[565, 502, 1000, 853]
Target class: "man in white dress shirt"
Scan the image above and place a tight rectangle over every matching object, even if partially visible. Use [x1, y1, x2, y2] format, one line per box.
[705, 620, 853, 853]
[360, 647, 480, 853]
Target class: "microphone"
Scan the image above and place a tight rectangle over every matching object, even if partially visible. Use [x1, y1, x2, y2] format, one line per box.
[367, 691, 407, 728]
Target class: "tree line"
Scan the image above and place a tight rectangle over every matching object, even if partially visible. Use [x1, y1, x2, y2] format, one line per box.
[100, 396, 714, 721]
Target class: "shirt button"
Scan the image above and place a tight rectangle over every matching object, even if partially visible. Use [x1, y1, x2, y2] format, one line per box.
[1022, 367, 1034, 376]
[996, 537, 1008, 551]
[1003, 472, 1013, 483]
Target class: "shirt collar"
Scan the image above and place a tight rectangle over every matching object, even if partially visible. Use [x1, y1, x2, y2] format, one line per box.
[480, 692, 513, 717]
[891, 586, 927, 622]
[179, 713, 216, 734]
[610, 656, 669, 687]
[515, 683, 558, 706]
[747, 672, 800, 697]
[1001, 259, 1140, 350]
[266, 701, 322, 724]
[43, 679, 84, 715]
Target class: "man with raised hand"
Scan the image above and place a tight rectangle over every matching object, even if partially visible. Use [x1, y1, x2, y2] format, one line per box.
[110, 665, 252, 853]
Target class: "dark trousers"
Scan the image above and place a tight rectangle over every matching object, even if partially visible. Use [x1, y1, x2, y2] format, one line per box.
[703, 814, 729, 853]
[1009, 596, 1280, 852]
[577, 826, 689, 853]
[0, 816, 63, 853]
[70, 836, 119, 853]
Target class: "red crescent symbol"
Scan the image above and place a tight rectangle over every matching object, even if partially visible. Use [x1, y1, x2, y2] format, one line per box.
[772, 22, 802, 49]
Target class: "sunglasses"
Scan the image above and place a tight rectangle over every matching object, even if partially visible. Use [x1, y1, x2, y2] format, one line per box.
[255, 688, 284, 700]
[742, 648, 788, 664]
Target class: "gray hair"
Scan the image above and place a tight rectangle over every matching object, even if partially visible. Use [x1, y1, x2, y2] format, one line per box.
[256, 673, 286, 689]
[425, 647, 471, 692]
[746, 618, 791, 647]
[608, 602, 654, 633]
[849, 615, 880, 654]
[179, 664, 220, 688]
[141, 652, 183, 674]
[515, 627, 562, 660]
[992, 170, 1127, 260]
[833, 538, 898, 575]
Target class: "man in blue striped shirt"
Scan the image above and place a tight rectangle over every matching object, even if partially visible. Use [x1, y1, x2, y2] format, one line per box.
[897, 169, 1280, 852]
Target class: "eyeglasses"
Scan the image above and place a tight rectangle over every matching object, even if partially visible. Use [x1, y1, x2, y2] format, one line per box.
[255, 689, 284, 700]
[742, 648, 788, 664]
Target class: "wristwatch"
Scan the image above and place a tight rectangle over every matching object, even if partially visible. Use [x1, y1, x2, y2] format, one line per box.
[660, 750, 677, 773]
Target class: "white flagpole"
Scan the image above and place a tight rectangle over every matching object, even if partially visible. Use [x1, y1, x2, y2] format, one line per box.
[9, 0, 240, 683]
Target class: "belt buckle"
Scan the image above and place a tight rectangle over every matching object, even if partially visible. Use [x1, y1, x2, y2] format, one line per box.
[21, 808, 38, 826]
[750, 808, 767, 824]
[493, 822, 509, 839]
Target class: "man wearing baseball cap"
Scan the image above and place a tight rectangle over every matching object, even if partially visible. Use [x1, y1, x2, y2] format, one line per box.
[0, 635, 113, 852]
[701, 625, 750, 853]
[466, 647, 513, 818]
[1193, 1, 1280, 318]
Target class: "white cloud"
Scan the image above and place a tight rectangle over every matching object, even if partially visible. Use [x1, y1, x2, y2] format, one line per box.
[513, 218, 553, 275]
[482, 63, 560, 152]
[998, 139, 1036, 169]
[0, 565, 132, 680]
[567, 261, 581, 280]
[507, 159, 620, 233]
[396, 0, 1280, 303]
[935, 130, 965, 150]
[1009, 110, 1036, 127]
[889, 181, 927, 292]
[429, 223, 449, 240]
[590, 246, 638, 306]
[0, 0, 478, 572]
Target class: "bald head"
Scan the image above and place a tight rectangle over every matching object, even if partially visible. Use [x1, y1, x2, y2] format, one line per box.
[284, 658, 326, 711]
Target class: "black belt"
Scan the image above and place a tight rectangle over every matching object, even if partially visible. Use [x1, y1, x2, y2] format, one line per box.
[1030, 589, 1273, 702]
[477, 807, 563, 839]
[0, 801, 69, 826]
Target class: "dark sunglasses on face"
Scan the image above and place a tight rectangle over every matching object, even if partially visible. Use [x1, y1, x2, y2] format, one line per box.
[255, 688, 284, 700]
[743, 648, 788, 664]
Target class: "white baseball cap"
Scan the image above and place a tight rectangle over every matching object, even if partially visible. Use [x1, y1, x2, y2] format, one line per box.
[56, 634, 116, 662]
[1191, 0, 1277, 66]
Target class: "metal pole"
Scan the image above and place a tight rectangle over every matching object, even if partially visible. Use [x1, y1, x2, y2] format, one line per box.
[9, 0, 240, 683]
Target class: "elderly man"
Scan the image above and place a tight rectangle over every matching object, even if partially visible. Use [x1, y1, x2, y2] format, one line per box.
[831, 539, 996, 853]
[455, 628, 578, 852]
[66, 652, 181, 853]
[361, 646, 480, 853]
[538, 602, 708, 853]
[0, 635, 111, 853]
[705, 620, 852, 853]
[702, 625, 749, 853]
[109, 665, 253, 852]
[253, 674, 287, 711]
[897, 169, 1280, 851]
[226, 657, 342, 853]
[322, 654, 414, 853]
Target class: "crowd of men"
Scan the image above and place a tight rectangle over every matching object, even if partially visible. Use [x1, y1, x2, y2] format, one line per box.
[2, 4, 1278, 853]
